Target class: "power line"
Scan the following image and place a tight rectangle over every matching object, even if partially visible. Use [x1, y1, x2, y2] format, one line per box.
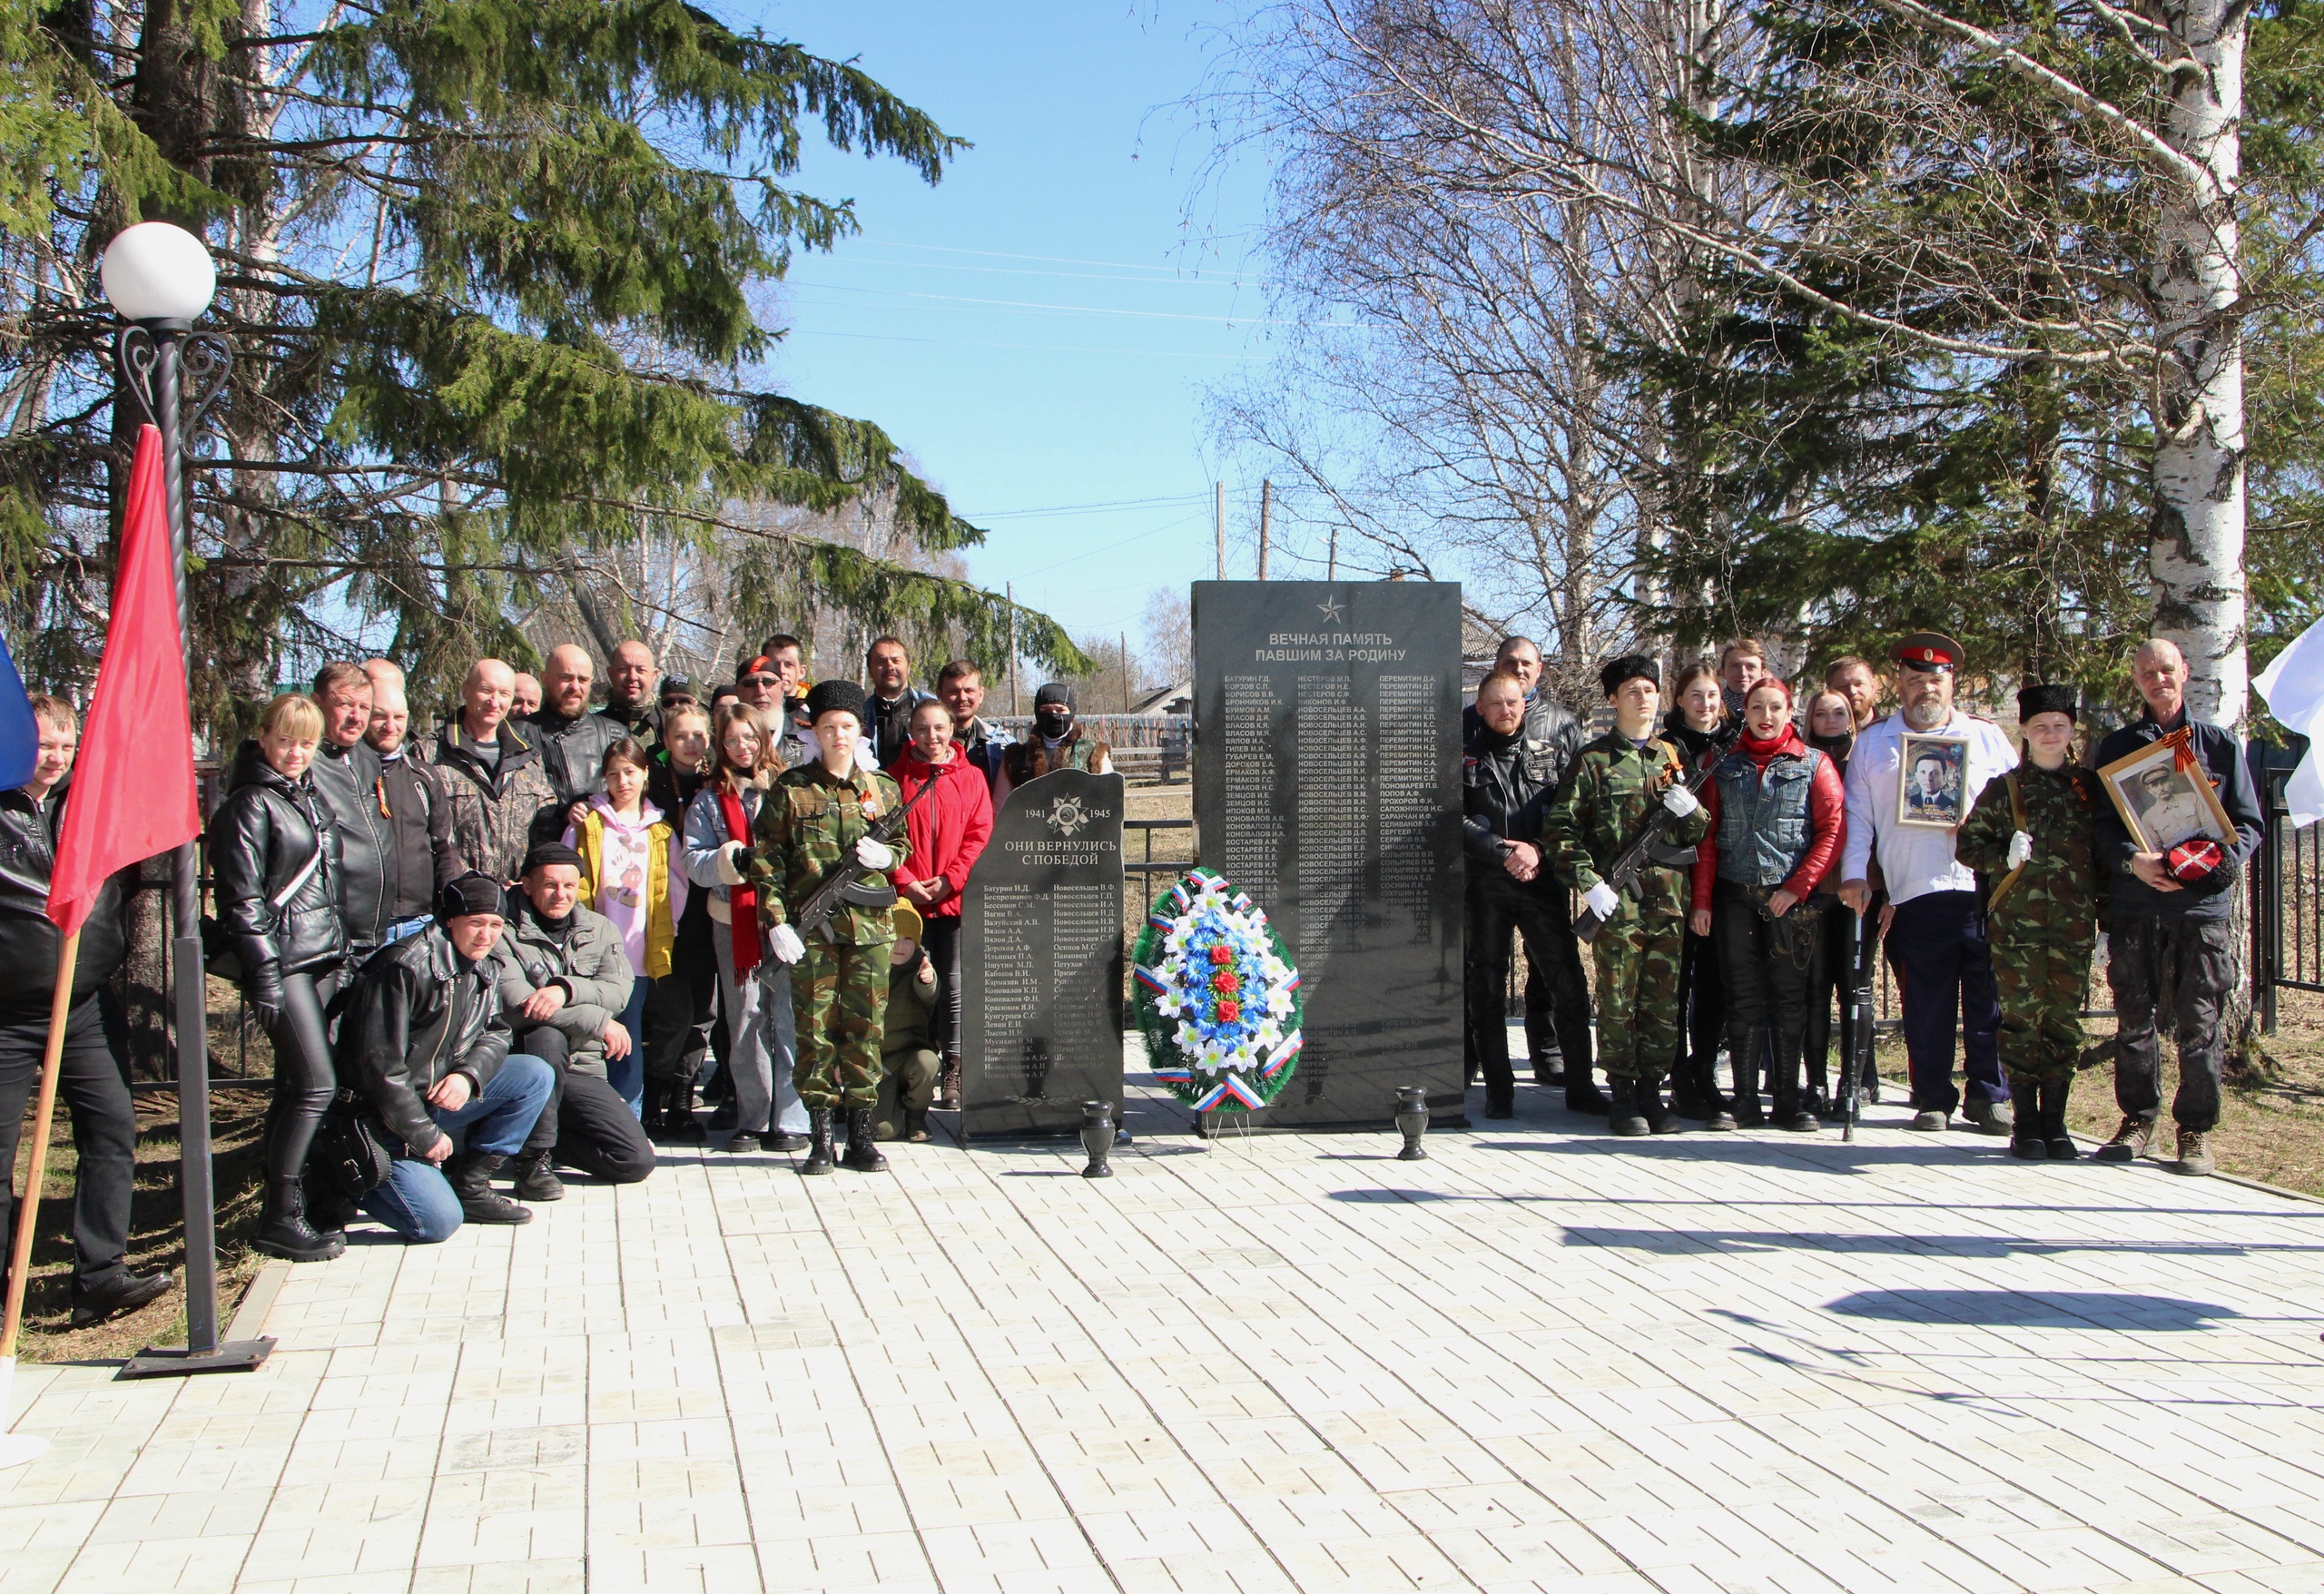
[787, 281, 1357, 329]
[783, 328, 1265, 362]
[965, 492, 1213, 520]
[857, 238, 1265, 284]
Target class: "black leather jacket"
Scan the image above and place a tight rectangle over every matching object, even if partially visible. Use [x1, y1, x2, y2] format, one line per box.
[310, 736, 390, 952]
[1462, 709, 1586, 877]
[337, 923, 513, 1156]
[0, 782, 126, 1014]
[524, 706, 627, 807]
[207, 741, 348, 979]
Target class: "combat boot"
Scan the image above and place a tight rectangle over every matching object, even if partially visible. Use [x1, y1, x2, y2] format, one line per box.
[1565, 1067, 1610, 1116]
[1728, 1027, 1768, 1128]
[842, 1107, 888, 1172]
[2008, 1077, 2047, 1159]
[2040, 1079, 2079, 1160]
[1607, 1077, 1649, 1137]
[666, 1072, 707, 1143]
[2094, 1112, 2155, 1163]
[1665, 1048, 1710, 1119]
[447, 1154, 532, 1225]
[510, 1149, 566, 1201]
[2174, 1126, 2215, 1176]
[254, 1176, 344, 1264]
[1640, 1075, 1684, 1135]
[1772, 1034, 1818, 1133]
[801, 1108, 837, 1175]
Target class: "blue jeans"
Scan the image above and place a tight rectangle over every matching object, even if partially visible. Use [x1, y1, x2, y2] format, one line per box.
[605, 979, 649, 1117]
[359, 1054, 556, 1244]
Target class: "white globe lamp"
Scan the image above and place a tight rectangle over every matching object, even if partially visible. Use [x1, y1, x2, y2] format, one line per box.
[99, 221, 216, 326]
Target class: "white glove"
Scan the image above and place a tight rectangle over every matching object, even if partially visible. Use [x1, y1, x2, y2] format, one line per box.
[2006, 831, 2033, 870]
[768, 923, 806, 964]
[855, 836, 895, 870]
[714, 840, 748, 886]
[1584, 881, 1620, 920]
[1661, 785, 1699, 819]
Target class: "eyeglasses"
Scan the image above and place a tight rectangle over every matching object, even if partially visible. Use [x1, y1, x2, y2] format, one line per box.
[740, 674, 780, 689]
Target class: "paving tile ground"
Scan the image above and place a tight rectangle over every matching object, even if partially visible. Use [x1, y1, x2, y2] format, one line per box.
[6, 1058, 2324, 1593]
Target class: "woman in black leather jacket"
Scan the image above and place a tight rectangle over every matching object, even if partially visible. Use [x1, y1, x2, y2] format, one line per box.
[1660, 664, 1731, 1124]
[208, 694, 347, 1263]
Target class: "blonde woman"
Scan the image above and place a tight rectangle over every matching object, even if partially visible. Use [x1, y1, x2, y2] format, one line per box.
[208, 694, 348, 1262]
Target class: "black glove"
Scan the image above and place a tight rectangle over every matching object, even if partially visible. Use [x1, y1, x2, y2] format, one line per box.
[249, 961, 286, 1030]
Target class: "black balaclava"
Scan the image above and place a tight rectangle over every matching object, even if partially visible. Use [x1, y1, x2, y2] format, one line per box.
[1034, 682, 1076, 743]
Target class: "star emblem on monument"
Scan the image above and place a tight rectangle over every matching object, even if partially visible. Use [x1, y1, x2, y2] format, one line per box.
[1316, 594, 1346, 624]
[1045, 792, 1091, 838]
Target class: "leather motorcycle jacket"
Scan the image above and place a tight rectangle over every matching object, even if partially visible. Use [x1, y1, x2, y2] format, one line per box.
[337, 922, 513, 1156]
[310, 736, 390, 952]
[207, 741, 348, 979]
[0, 781, 126, 1014]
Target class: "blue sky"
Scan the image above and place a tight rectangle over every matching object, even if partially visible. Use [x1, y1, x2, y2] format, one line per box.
[745, 0, 1274, 659]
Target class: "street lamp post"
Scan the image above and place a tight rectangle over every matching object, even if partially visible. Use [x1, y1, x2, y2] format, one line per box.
[100, 221, 269, 1376]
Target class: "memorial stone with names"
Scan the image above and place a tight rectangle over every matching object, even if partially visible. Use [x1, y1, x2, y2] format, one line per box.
[960, 767, 1127, 1137]
[1193, 581, 1465, 1128]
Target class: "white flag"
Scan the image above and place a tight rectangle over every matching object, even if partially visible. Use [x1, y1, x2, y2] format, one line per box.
[2254, 616, 2324, 829]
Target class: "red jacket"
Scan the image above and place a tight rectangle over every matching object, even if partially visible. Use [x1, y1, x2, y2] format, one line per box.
[1690, 732, 1846, 913]
[889, 749, 994, 920]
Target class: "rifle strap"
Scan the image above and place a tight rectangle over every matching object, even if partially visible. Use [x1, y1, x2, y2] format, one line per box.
[1988, 772, 2027, 913]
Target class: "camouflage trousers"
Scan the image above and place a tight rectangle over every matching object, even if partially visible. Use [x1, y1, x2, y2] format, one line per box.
[1590, 904, 1686, 1083]
[790, 941, 891, 1109]
[1991, 930, 2094, 1087]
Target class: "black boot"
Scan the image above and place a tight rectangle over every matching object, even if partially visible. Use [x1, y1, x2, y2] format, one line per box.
[1699, 1049, 1737, 1131]
[842, 1107, 888, 1171]
[2041, 1078, 2079, 1160]
[1728, 1027, 1768, 1128]
[666, 1073, 706, 1143]
[447, 1153, 532, 1225]
[1565, 1066, 1610, 1116]
[1608, 1077, 1649, 1137]
[256, 1176, 345, 1262]
[69, 1267, 173, 1326]
[640, 1086, 669, 1140]
[1666, 1047, 1709, 1118]
[802, 1107, 837, 1175]
[1773, 1031, 1819, 1133]
[1640, 1074, 1683, 1135]
[510, 1149, 566, 1201]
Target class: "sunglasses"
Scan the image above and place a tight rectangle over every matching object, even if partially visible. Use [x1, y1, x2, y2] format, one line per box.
[740, 674, 780, 689]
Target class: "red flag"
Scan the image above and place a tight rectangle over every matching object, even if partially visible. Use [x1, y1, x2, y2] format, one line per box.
[47, 423, 200, 935]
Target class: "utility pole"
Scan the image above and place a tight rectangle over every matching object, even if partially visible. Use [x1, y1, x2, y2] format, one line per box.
[1327, 525, 1338, 582]
[1006, 582, 1019, 716]
[1120, 630, 1130, 713]
[1215, 480, 1226, 579]
[1257, 478, 1272, 580]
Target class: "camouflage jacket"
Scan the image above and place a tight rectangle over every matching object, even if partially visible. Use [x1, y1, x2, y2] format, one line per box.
[431, 722, 560, 884]
[751, 761, 914, 947]
[1955, 762, 2100, 947]
[1543, 731, 1710, 920]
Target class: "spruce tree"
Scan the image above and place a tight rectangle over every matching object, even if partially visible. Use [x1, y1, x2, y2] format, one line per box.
[0, 1, 1086, 724]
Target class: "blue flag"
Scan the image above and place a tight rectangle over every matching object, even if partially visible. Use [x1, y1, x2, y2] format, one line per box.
[0, 629, 37, 792]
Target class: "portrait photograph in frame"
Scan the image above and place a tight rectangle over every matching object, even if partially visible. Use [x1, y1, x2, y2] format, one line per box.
[2098, 740, 2234, 854]
[1896, 733, 1969, 829]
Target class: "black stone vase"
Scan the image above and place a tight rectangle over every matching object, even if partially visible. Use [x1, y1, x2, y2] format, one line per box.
[1079, 1101, 1115, 1178]
[1394, 1086, 1430, 1161]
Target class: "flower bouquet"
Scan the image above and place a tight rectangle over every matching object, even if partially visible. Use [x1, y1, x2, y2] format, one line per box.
[1132, 867, 1302, 1111]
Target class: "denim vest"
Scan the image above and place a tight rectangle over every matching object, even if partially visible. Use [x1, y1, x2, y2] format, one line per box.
[1712, 747, 1824, 888]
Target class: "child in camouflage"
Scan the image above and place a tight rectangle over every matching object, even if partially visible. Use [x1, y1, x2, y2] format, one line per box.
[1955, 683, 2102, 1161]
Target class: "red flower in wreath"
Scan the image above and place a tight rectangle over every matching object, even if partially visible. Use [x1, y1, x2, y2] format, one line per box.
[1216, 999, 1242, 1024]
[1208, 944, 1233, 965]
[1210, 970, 1240, 996]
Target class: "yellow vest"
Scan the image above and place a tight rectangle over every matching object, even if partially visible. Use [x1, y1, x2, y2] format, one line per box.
[573, 810, 677, 979]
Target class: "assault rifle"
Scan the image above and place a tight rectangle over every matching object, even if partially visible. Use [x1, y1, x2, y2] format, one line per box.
[791, 762, 947, 940]
[1571, 720, 1740, 944]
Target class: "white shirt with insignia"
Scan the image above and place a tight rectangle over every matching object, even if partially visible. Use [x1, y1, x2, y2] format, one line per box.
[1841, 709, 2021, 905]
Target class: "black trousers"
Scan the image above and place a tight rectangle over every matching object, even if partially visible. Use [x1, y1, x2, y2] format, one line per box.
[642, 932, 717, 1087]
[1464, 871, 1592, 1108]
[514, 1027, 656, 1182]
[922, 917, 963, 1062]
[259, 966, 340, 1183]
[1712, 881, 1827, 1046]
[1672, 921, 1725, 1079]
[0, 996, 136, 1290]
[2107, 912, 2236, 1134]
[1887, 890, 2007, 1112]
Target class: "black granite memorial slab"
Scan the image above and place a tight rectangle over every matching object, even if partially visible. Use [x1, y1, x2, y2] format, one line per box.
[1193, 581, 1464, 1127]
[960, 767, 1127, 1137]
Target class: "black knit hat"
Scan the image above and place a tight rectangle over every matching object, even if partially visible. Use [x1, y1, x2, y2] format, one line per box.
[1599, 654, 1659, 698]
[437, 871, 509, 922]
[2016, 682, 2080, 724]
[521, 842, 586, 876]
[1035, 682, 1075, 710]
[804, 678, 868, 724]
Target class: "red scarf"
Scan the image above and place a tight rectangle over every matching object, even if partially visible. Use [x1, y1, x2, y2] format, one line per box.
[1736, 723, 1807, 770]
[716, 787, 760, 975]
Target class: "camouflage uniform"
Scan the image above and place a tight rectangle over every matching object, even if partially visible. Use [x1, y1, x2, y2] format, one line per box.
[750, 762, 912, 1110]
[1543, 733, 1710, 1083]
[1954, 763, 2101, 1087]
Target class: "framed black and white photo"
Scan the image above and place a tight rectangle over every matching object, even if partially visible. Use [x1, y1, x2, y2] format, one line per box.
[2098, 740, 2234, 854]
[1896, 733, 1969, 830]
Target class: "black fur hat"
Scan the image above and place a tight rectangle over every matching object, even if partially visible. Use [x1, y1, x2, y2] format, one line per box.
[804, 678, 868, 724]
[1599, 654, 1659, 697]
[2016, 682, 2080, 724]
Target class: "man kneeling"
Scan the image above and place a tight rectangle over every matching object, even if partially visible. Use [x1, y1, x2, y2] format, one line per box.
[497, 843, 655, 1194]
[338, 873, 555, 1240]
